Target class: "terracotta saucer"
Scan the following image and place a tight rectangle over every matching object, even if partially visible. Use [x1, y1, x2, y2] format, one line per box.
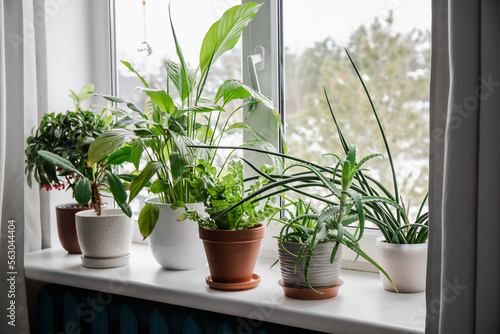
[206, 274, 261, 291]
[278, 278, 344, 300]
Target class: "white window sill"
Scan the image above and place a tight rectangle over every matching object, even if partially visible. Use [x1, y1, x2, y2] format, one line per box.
[24, 243, 425, 334]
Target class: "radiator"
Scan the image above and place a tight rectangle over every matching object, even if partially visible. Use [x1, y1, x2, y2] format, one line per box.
[38, 284, 321, 334]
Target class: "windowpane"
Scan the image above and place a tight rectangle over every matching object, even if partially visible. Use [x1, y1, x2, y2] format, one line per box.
[114, 0, 242, 216]
[283, 0, 431, 219]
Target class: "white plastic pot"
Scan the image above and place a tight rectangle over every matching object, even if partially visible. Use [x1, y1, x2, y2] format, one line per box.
[146, 197, 206, 270]
[376, 236, 428, 293]
[75, 209, 133, 268]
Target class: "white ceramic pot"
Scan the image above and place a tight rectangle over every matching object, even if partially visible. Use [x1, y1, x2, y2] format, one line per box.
[376, 236, 428, 293]
[75, 209, 133, 268]
[146, 197, 206, 270]
[278, 241, 342, 289]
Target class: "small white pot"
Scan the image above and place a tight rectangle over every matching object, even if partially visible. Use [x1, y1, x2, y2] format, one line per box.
[75, 209, 133, 268]
[376, 236, 428, 293]
[146, 197, 206, 270]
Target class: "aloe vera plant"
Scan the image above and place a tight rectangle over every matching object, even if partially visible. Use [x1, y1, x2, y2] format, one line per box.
[192, 144, 399, 291]
[325, 49, 429, 244]
[87, 3, 281, 238]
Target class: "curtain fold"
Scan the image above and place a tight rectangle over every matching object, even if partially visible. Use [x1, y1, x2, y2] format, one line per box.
[427, 1, 500, 333]
[0, 1, 30, 333]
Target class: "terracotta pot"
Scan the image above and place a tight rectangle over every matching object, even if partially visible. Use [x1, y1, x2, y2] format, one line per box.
[376, 236, 428, 293]
[199, 224, 265, 283]
[55, 203, 93, 254]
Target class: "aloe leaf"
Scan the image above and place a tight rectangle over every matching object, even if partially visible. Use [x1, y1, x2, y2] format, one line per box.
[199, 3, 261, 80]
[105, 171, 127, 205]
[74, 177, 92, 205]
[37, 150, 81, 176]
[346, 190, 364, 240]
[138, 203, 159, 239]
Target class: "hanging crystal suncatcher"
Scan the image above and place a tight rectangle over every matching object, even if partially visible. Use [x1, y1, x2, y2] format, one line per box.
[137, 0, 152, 57]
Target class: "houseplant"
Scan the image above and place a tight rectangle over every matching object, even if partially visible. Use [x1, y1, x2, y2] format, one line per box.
[25, 84, 111, 253]
[326, 50, 429, 292]
[208, 145, 399, 298]
[88, 2, 279, 270]
[37, 143, 134, 268]
[175, 159, 279, 290]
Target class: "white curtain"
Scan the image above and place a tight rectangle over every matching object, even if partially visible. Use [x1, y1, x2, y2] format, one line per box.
[1, 0, 48, 332]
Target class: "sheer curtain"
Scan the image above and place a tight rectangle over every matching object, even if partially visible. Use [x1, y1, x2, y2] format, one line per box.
[427, 1, 500, 333]
[1, 0, 48, 333]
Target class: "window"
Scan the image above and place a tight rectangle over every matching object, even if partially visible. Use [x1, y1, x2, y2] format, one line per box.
[114, 0, 243, 217]
[112, 0, 431, 267]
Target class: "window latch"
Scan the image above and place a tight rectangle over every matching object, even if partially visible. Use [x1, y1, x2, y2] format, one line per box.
[247, 46, 265, 110]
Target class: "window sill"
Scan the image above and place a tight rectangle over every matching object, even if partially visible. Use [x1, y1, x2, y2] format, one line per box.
[25, 243, 425, 334]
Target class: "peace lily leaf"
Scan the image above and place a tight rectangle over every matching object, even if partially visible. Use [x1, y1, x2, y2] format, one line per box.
[129, 161, 163, 203]
[74, 177, 92, 205]
[141, 88, 175, 115]
[214, 80, 275, 110]
[105, 171, 127, 205]
[138, 203, 159, 239]
[199, 3, 261, 80]
[88, 129, 137, 165]
[78, 84, 94, 101]
[131, 140, 144, 171]
[37, 151, 81, 175]
[121, 60, 149, 88]
[106, 145, 132, 165]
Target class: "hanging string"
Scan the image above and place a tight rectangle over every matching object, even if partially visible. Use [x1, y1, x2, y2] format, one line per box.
[137, 0, 153, 57]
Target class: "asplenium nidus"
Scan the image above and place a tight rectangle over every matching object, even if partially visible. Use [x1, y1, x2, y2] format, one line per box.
[87, 3, 283, 236]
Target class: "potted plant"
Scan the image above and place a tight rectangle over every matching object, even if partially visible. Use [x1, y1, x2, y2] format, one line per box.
[25, 84, 111, 253]
[88, 2, 279, 270]
[173, 159, 279, 290]
[327, 50, 429, 293]
[37, 142, 134, 268]
[208, 145, 399, 298]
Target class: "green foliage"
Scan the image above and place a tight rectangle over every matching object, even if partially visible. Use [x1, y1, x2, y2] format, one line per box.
[25, 84, 111, 192]
[285, 12, 430, 208]
[325, 49, 429, 244]
[91, 3, 278, 234]
[177, 160, 280, 231]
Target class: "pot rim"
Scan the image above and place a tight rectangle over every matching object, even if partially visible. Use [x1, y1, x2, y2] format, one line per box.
[75, 208, 129, 218]
[56, 202, 109, 210]
[376, 236, 428, 248]
[145, 196, 203, 208]
[199, 224, 265, 242]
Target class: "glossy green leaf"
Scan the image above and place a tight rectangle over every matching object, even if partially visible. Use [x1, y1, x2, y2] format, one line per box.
[37, 150, 81, 175]
[141, 89, 175, 115]
[107, 145, 132, 165]
[138, 203, 159, 239]
[129, 161, 163, 203]
[149, 179, 170, 194]
[214, 80, 274, 110]
[130, 140, 144, 170]
[74, 177, 92, 205]
[88, 129, 137, 165]
[78, 84, 94, 101]
[121, 60, 149, 88]
[199, 3, 261, 80]
[105, 171, 127, 205]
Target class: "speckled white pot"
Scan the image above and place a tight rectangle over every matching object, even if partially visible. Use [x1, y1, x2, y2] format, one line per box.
[376, 236, 428, 293]
[75, 209, 133, 259]
[146, 197, 206, 270]
[278, 241, 342, 289]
